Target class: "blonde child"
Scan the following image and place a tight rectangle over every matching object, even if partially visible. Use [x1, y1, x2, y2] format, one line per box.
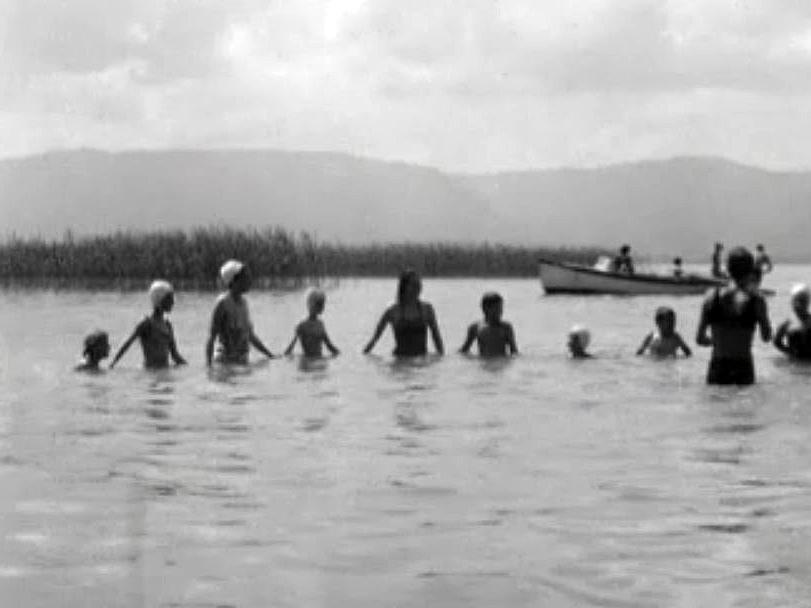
[284, 289, 340, 358]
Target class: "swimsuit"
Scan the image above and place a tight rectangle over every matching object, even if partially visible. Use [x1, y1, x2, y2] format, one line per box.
[213, 292, 253, 364]
[705, 288, 759, 385]
[392, 304, 428, 357]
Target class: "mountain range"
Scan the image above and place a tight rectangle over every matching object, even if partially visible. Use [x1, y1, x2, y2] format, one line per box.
[1, 149, 809, 260]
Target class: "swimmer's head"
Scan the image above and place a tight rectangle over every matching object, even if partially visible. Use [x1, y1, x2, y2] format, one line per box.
[715, 242, 724, 251]
[726, 246, 754, 283]
[481, 291, 503, 321]
[654, 306, 676, 333]
[620, 244, 631, 255]
[149, 280, 174, 312]
[791, 283, 810, 314]
[397, 269, 422, 305]
[83, 330, 110, 361]
[756, 244, 765, 252]
[307, 289, 326, 315]
[568, 325, 591, 356]
[221, 260, 251, 293]
[673, 257, 683, 266]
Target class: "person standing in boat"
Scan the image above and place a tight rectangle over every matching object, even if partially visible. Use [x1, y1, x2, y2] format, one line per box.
[695, 246, 772, 385]
[363, 269, 444, 357]
[610, 245, 634, 274]
[753, 244, 773, 285]
[711, 242, 726, 278]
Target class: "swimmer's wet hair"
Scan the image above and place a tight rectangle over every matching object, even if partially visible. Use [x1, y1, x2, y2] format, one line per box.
[726, 246, 754, 282]
[397, 269, 422, 304]
[481, 291, 503, 309]
[655, 306, 675, 323]
[83, 330, 109, 356]
[307, 289, 326, 310]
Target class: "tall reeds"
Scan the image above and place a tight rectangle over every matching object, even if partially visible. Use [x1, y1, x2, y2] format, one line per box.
[0, 227, 606, 287]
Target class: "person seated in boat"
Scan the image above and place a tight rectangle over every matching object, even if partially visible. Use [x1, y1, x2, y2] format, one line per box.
[711, 242, 726, 279]
[567, 325, 593, 358]
[459, 292, 518, 358]
[695, 246, 772, 385]
[284, 289, 340, 358]
[363, 269, 444, 357]
[75, 330, 110, 371]
[672, 257, 684, 278]
[636, 306, 692, 357]
[111, 280, 187, 369]
[773, 283, 811, 361]
[753, 244, 773, 285]
[610, 245, 634, 274]
[206, 260, 275, 366]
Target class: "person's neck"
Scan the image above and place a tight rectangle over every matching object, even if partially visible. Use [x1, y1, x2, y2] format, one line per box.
[152, 309, 165, 320]
[308, 313, 319, 321]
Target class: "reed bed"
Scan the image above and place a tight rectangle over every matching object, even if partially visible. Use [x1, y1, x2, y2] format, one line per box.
[0, 227, 607, 288]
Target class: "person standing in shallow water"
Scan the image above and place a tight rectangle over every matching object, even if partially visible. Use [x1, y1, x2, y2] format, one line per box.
[696, 246, 772, 385]
[363, 269, 444, 357]
[773, 283, 811, 361]
[711, 242, 726, 279]
[206, 260, 275, 366]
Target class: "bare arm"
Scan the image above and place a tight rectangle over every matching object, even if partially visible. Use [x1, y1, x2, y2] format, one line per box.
[676, 332, 692, 357]
[636, 333, 652, 356]
[323, 332, 340, 356]
[773, 320, 790, 354]
[250, 331, 275, 359]
[167, 322, 186, 365]
[424, 303, 444, 355]
[459, 323, 477, 354]
[756, 296, 772, 342]
[506, 323, 518, 355]
[696, 295, 713, 347]
[284, 333, 298, 356]
[205, 304, 223, 367]
[110, 324, 142, 369]
[364, 309, 391, 354]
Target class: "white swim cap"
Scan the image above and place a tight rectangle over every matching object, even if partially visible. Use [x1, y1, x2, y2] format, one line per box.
[790, 282, 810, 301]
[149, 280, 173, 309]
[220, 260, 245, 287]
[569, 324, 591, 348]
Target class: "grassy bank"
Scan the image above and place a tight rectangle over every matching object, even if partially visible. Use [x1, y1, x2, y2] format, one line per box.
[0, 227, 607, 287]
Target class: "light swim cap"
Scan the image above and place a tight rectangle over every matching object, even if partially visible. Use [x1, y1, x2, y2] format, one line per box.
[790, 282, 810, 301]
[149, 280, 174, 308]
[569, 325, 591, 348]
[307, 289, 326, 311]
[220, 260, 245, 287]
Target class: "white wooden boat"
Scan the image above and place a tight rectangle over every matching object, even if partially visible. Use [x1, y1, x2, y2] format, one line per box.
[539, 258, 724, 295]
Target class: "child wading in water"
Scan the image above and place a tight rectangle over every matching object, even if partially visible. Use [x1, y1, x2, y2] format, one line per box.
[696, 246, 771, 385]
[284, 289, 340, 358]
[459, 292, 518, 357]
[75, 331, 110, 371]
[206, 260, 274, 366]
[773, 283, 811, 361]
[111, 281, 187, 369]
[567, 325, 593, 358]
[636, 306, 692, 357]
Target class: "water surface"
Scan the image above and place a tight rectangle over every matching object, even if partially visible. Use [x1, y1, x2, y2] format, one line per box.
[2, 269, 811, 607]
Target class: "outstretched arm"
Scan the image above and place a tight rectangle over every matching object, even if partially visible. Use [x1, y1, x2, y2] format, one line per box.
[250, 332, 275, 359]
[506, 323, 518, 355]
[168, 323, 186, 365]
[284, 333, 298, 356]
[773, 320, 790, 354]
[676, 332, 692, 357]
[425, 304, 444, 355]
[110, 327, 140, 369]
[323, 331, 340, 356]
[635, 333, 652, 355]
[363, 310, 390, 354]
[696, 296, 713, 347]
[459, 324, 477, 354]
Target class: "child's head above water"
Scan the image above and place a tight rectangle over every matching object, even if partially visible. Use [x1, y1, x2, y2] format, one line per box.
[220, 259, 251, 293]
[654, 306, 676, 334]
[307, 289, 326, 316]
[480, 291, 504, 322]
[83, 330, 110, 363]
[726, 246, 755, 284]
[567, 325, 591, 357]
[149, 280, 174, 312]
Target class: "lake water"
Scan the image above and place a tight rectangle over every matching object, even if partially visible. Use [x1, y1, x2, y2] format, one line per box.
[2, 268, 811, 607]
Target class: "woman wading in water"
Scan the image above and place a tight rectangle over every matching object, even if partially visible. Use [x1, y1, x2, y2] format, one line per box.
[364, 269, 444, 357]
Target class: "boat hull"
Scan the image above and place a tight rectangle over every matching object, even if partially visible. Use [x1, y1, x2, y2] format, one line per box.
[539, 259, 723, 295]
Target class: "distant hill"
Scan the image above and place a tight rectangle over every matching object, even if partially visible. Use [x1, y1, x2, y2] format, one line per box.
[1, 149, 810, 259]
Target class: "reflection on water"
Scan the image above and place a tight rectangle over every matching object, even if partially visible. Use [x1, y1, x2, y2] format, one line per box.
[2, 275, 811, 606]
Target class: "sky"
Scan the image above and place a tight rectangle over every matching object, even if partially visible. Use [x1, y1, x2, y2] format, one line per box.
[3, 0, 811, 171]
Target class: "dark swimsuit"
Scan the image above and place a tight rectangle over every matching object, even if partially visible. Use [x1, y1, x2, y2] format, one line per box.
[392, 304, 428, 357]
[705, 288, 758, 385]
